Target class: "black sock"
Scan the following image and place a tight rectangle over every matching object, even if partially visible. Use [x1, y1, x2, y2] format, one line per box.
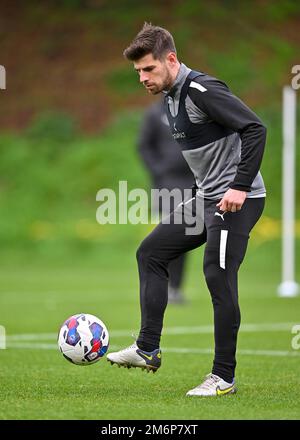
[136, 340, 159, 352]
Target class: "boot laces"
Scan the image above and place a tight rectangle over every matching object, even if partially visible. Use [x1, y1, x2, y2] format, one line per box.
[199, 373, 220, 390]
[119, 343, 137, 353]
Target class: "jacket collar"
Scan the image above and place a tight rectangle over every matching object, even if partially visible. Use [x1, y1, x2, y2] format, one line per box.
[165, 63, 191, 98]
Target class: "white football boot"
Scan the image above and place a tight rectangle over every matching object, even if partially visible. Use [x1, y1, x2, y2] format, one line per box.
[186, 373, 236, 397]
[107, 342, 161, 373]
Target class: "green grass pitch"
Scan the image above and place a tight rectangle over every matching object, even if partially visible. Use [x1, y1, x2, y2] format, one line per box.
[0, 238, 299, 420]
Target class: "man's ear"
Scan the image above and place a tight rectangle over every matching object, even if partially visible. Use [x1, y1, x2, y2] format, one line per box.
[166, 52, 178, 66]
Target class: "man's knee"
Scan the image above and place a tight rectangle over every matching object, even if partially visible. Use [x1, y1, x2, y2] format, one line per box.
[204, 231, 249, 281]
[203, 246, 241, 311]
[203, 249, 221, 293]
[136, 237, 153, 263]
[136, 242, 145, 264]
[136, 238, 169, 279]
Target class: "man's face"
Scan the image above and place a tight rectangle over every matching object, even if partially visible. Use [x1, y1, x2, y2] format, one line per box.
[134, 53, 175, 95]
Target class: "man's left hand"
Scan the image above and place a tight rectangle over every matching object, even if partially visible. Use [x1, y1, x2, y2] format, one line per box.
[216, 188, 247, 213]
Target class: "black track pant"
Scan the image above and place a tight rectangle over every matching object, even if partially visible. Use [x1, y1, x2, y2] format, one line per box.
[169, 254, 186, 289]
[136, 196, 265, 383]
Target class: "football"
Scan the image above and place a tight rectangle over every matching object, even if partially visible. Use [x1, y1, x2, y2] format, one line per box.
[58, 313, 109, 365]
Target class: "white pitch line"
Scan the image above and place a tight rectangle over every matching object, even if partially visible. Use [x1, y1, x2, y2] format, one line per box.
[5, 343, 120, 351]
[6, 322, 297, 341]
[4, 342, 300, 357]
[7, 333, 57, 341]
[163, 347, 300, 357]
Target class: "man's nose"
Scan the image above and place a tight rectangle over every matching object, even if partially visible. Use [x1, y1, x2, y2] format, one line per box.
[139, 71, 148, 83]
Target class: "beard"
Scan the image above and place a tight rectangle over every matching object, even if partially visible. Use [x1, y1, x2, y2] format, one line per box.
[162, 68, 174, 91]
[145, 67, 174, 95]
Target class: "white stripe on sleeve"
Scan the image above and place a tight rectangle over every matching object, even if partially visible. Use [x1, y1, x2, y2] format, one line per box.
[189, 81, 207, 92]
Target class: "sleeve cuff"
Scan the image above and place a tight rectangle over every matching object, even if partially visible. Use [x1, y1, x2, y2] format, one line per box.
[228, 182, 251, 192]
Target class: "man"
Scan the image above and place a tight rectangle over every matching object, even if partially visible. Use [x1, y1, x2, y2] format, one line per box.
[137, 98, 194, 303]
[107, 23, 266, 397]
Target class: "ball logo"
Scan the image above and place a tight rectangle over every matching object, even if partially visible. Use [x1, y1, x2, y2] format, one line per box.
[88, 352, 98, 360]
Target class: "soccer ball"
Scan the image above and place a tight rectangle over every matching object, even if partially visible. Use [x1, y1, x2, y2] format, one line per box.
[58, 313, 109, 365]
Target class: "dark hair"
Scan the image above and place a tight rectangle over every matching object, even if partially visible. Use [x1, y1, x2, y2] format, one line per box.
[123, 23, 176, 61]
